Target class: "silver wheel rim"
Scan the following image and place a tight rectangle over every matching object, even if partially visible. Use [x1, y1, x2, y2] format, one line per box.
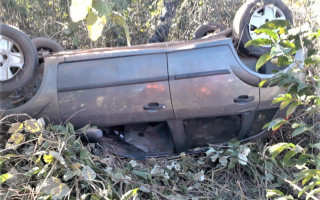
[0, 35, 24, 81]
[249, 5, 286, 46]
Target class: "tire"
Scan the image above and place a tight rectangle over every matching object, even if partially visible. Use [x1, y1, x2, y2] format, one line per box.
[0, 24, 38, 93]
[233, 0, 293, 57]
[194, 22, 226, 39]
[32, 37, 63, 61]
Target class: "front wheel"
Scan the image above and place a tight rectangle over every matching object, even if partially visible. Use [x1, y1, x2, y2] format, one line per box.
[233, 0, 293, 57]
[0, 24, 38, 93]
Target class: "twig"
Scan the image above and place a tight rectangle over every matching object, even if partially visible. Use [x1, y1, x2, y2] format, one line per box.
[237, 181, 247, 200]
[0, 113, 32, 124]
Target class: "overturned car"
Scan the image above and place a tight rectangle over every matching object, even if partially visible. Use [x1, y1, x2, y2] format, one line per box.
[0, 0, 297, 159]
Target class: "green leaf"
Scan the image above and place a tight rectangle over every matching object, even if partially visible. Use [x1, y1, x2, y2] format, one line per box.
[292, 122, 302, 128]
[86, 10, 105, 41]
[262, 122, 270, 130]
[259, 79, 267, 87]
[307, 30, 320, 38]
[301, 176, 313, 186]
[73, 36, 79, 47]
[269, 143, 295, 159]
[277, 56, 293, 67]
[297, 154, 309, 165]
[245, 38, 273, 48]
[306, 188, 320, 200]
[132, 170, 149, 181]
[270, 46, 292, 57]
[120, 188, 139, 200]
[280, 41, 296, 49]
[254, 29, 279, 41]
[36, 177, 70, 200]
[66, 122, 75, 135]
[266, 189, 284, 197]
[311, 143, 320, 150]
[286, 101, 300, 117]
[304, 56, 320, 67]
[90, 194, 102, 200]
[298, 83, 308, 92]
[25, 167, 41, 176]
[81, 166, 96, 181]
[292, 125, 308, 137]
[269, 118, 287, 131]
[272, 94, 292, 105]
[283, 150, 296, 167]
[110, 12, 131, 46]
[92, 0, 114, 16]
[51, 125, 68, 132]
[259, 20, 291, 30]
[298, 182, 316, 197]
[0, 173, 14, 184]
[63, 170, 76, 182]
[51, 183, 70, 200]
[256, 52, 271, 71]
[278, 27, 287, 34]
[280, 99, 292, 110]
[70, 0, 92, 22]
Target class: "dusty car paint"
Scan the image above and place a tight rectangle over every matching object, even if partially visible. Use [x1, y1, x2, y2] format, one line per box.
[1, 35, 293, 158]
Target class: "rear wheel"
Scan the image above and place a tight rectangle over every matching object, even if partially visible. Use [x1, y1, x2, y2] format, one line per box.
[233, 0, 293, 57]
[0, 24, 38, 93]
[32, 37, 63, 63]
[194, 22, 226, 39]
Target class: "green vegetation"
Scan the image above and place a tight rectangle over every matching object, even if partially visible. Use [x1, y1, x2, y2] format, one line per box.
[245, 18, 320, 199]
[0, 0, 242, 48]
[1, 0, 320, 199]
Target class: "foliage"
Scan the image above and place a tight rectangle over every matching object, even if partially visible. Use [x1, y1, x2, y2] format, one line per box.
[0, 118, 141, 200]
[0, 0, 242, 49]
[245, 18, 320, 199]
[69, 0, 131, 44]
[0, 117, 270, 200]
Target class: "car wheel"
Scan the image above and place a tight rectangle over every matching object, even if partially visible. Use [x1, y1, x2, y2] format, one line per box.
[0, 24, 38, 93]
[194, 22, 226, 39]
[32, 37, 63, 62]
[233, 0, 293, 57]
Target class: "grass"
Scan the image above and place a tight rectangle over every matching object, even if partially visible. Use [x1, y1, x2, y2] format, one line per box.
[0, 116, 316, 200]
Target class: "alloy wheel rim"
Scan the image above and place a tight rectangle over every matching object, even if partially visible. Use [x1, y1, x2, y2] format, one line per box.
[248, 5, 286, 47]
[0, 35, 24, 81]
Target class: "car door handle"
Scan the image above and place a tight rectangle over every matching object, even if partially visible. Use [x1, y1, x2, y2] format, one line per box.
[143, 103, 166, 111]
[234, 95, 255, 103]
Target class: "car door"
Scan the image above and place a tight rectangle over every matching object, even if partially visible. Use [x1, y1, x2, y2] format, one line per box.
[58, 53, 174, 128]
[168, 44, 260, 148]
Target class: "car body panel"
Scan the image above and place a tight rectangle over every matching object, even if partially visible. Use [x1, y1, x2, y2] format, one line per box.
[168, 45, 259, 119]
[1, 58, 63, 123]
[1, 38, 284, 124]
[259, 86, 284, 110]
[57, 53, 174, 127]
[1, 37, 289, 154]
